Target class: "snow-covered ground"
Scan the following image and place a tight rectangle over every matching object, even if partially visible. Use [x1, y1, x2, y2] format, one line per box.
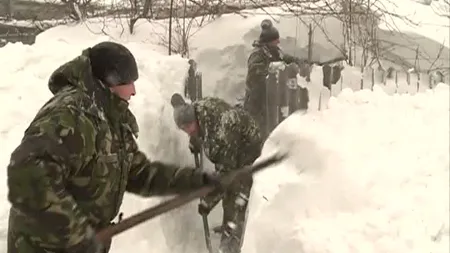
[0, 0, 449, 252]
[377, 0, 449, 46]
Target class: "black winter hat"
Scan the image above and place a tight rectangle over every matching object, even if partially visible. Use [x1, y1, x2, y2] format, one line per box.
[88, 41, 139, 87]
[170, 93, 197, 127]
[259, 19, 280, 44]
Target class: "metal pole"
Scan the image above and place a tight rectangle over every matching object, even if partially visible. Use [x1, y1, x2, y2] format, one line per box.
[194, 151, 214, 253]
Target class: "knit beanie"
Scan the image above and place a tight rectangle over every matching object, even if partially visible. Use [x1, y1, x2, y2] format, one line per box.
[259, 19, 280, 44]
[88, 41, 139, 87]
[170, 93, 197, 128]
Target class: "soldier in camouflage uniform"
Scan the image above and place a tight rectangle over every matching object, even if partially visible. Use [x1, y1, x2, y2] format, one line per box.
[170, 93, 262, 253]
[6, 41, 219, 253]
[244, 19, 309, 140]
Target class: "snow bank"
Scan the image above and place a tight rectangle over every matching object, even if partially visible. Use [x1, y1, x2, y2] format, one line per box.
[186, 3, 449, 105]
[243, 83, 450, 253]
[0, 24, 195, 253]
[377, 0, 449, 46]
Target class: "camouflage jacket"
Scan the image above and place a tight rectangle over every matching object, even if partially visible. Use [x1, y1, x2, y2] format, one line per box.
[244, 41, 300, 112]
[192, 97, 262, 172]
[7, 50, 206, 252]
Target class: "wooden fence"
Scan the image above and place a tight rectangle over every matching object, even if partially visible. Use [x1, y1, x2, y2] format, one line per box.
[184, 57, 448, 138]
[344, 66, 448, 90]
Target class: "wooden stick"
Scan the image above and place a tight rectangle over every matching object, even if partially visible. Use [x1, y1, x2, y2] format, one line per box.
[96, 151, 286, 242]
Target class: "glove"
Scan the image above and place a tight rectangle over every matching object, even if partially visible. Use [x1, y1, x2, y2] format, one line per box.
[189, 136, 202, 154]
[198, 171, 226, 216]
[198, 192, 222, 216]
[67, 226, 104, 253]
[201, 171, 222, 191]
[198, 200, 212, 215]
[202, 171, 221, 187]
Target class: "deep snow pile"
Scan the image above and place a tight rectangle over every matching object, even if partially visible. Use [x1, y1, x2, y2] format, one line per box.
[186, 1, 449, 105]
[377, 0, 449, 45]
[242, 84, 449, 253]
[0, 28, 196, 252]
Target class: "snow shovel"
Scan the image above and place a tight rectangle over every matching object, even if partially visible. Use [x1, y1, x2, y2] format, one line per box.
[201, 212, 214, 253]
[194, 151, 214, 253]
[95, 151, 286, 244]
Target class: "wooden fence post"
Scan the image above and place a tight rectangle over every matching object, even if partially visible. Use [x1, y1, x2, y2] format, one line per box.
[285, 63, 300, 115]
[416, 72, 421, 92]
[406, 71, 411, 86]
[184, 59, 202, 101]
[266, 62, 285, 136]
[371, 67, 375, 90]
[196, 72, 202, 100]
[306, 23, 313, 82]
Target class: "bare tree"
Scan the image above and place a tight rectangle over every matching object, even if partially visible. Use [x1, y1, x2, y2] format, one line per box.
[4, 0, 13, 20]
[432, 0, 450, 19]
[60, 0, 87, 21]
[157, 0, 217, 57]
[127, 0, 153, 33]
[242, 0, 447, 73]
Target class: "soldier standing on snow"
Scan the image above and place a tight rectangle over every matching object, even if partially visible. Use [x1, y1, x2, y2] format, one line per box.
[244, 19, 309, 140]
[6, 41, 220, 253]
[170, 93, 262, 253]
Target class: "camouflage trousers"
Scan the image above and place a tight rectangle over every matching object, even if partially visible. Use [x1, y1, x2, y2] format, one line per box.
[243, 95, 269, 141]
[203, 175, 253, 253]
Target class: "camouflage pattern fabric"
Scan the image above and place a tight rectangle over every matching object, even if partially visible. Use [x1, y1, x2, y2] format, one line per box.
[244, 41, 301, 140]
[192, 97, 262, 253]
[7, 49, 208, 253]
